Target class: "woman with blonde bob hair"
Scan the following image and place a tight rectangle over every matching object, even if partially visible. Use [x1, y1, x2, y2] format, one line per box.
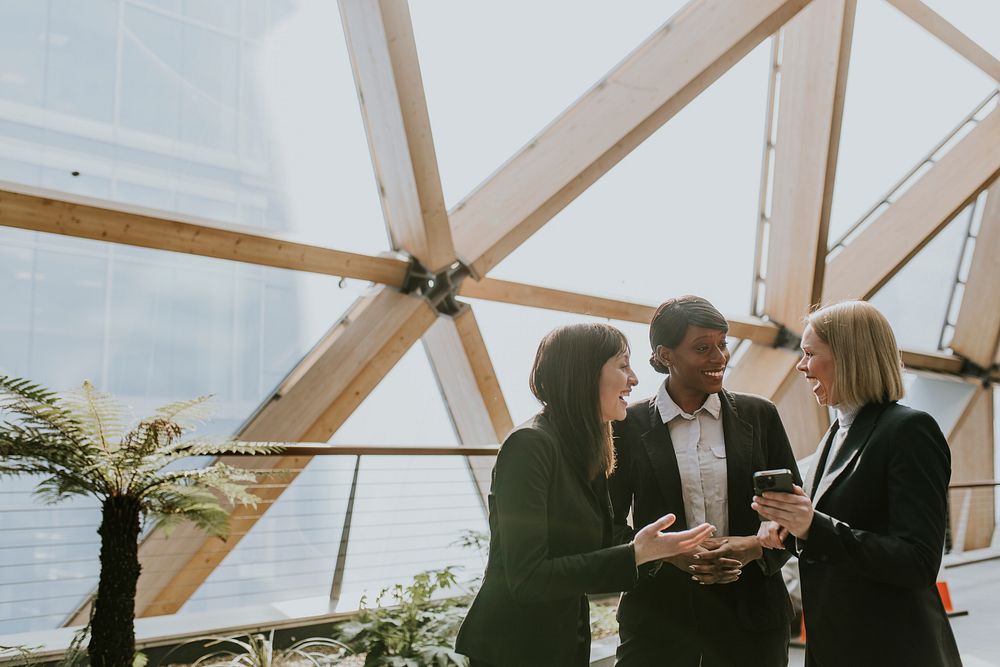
[754, 301, 961, 667]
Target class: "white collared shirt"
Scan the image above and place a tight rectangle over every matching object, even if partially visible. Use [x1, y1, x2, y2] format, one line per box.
[654, 379, 729, 535]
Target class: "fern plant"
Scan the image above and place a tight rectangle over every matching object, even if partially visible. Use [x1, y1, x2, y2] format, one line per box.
[0, 376, 284, 667]
[335, 568, 468, 667]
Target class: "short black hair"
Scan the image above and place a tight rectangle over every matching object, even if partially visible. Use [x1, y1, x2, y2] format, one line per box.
[648, 296, 728, 373]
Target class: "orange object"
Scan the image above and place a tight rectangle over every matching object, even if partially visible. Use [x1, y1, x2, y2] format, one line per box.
[799, 614, 807, 643]
[937, 580, 954, 613]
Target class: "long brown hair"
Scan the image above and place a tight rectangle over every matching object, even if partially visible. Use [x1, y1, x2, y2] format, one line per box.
[529, 323, 629, 479]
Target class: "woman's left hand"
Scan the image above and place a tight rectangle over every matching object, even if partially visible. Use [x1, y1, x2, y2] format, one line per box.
[752, 485, 814, 539]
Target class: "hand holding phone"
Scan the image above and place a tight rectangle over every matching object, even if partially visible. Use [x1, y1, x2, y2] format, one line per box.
[752, 468, 795, 522]
[752, 468, 795, 496]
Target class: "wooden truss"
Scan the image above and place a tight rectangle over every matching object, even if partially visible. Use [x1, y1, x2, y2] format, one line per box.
[0, 0, 997, 621]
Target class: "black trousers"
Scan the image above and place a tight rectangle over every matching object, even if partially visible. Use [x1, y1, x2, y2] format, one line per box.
[615, 625, 789, 667]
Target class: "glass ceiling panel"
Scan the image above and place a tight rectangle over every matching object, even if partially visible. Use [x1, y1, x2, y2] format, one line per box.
[870, 205, 970, 353]
[829, 0, 996, 242]
[0, 229, 360, 635]
[413, 0, 686, 209]
[0, 0, 389, 256]
[462, 40, 769, 317]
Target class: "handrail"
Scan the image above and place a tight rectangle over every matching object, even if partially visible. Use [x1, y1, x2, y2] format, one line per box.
[949, 480, 1000, 489]
[232, 444, 500, 456]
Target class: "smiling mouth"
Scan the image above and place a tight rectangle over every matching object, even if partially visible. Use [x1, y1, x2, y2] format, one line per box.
[701, 369, 725, 379]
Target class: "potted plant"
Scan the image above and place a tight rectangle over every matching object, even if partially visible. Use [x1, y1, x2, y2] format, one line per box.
[0, 376, 284, 667]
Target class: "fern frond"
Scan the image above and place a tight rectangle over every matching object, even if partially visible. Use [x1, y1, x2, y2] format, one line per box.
[179, 439, 285, 457]
[120, 418, 185, 472]
[152, 395, 214, 429]
[146, 486, 232, 538]
[142, 463, 269, 506]
[35, 473, 106, 503]
[0, 375, 87, 449]
[0, 375, 61, 407]
[0, 423, 95, 477]
[61, 381, 132, 454]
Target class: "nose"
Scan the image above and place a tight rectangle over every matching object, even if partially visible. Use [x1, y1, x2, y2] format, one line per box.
[711, 344, 728, 365]
[796, 355, 807, 372]
[627, 369, 638, 387]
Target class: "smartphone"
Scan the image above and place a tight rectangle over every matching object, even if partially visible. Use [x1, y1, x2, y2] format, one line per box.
[752, 468, 794, 496]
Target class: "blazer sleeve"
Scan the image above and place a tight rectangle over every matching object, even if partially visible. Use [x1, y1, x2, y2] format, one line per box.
[494, 428, 638, 602]
[758, 401, 800, 576]
[802, 411, 950, 589]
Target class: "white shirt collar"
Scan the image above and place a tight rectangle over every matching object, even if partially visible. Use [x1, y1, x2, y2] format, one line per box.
[655, 378, 721, 423]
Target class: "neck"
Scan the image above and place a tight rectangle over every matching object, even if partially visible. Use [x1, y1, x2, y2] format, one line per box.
[666, 377, 709, 414]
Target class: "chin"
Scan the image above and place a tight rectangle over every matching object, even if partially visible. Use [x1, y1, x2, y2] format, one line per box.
[704, 380, 724, 393]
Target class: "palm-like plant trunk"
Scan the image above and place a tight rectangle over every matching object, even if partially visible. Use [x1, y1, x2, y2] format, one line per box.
[90, 495, 141, 667]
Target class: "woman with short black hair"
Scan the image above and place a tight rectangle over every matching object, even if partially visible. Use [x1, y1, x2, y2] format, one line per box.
[456, 322, 714, 667]
[610, 295, 800, 667]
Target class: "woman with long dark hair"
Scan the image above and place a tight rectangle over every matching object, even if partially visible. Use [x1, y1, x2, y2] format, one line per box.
[610, 295, 800, 666]
[754, 301, 961, 666]
[456, 323, 714, 667]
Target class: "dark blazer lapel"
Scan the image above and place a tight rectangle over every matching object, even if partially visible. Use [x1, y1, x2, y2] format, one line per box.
[813, 402, 890, 507]
[804, 421, 838, 498]
[640, 400, 689, 529]
[719, 390, 754, 534]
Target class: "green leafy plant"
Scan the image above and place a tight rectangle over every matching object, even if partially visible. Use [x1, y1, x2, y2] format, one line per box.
[0, 376, 284, 667]
[178, 630, 351, 667]
[334, 568, 468, 667]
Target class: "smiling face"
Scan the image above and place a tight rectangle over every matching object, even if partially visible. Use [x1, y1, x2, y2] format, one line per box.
[657, 325, 730, 399]
[797, 324, 837, 406]
[598, 351, 638, 422]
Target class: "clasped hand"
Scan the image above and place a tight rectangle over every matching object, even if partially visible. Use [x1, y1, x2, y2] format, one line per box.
[666, 535, 761, 584]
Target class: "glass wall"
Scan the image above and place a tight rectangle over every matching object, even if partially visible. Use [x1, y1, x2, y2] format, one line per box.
[2, 0, 998, 639]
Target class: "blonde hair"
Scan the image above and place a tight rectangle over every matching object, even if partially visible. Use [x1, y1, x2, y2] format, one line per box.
[805, 301, 904, 406]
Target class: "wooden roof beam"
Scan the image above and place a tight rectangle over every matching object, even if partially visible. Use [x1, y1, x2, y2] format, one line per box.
[884, 0, 1000, 82]
[0, 183, 409, 286]
[460, 277, 779, 345]
[823, 106, 1000, 304]
[950, 181, 1000, 369]
[450, 0, 813, 278]
[423, 306, 513, 505]
[762, 0, 855, 330]
[340, 0, 456, 273]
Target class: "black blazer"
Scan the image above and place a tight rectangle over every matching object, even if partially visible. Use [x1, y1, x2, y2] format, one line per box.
[609, 390, 800, 640]
[456, 412, 638, 667]
[796, 402, 961, 667]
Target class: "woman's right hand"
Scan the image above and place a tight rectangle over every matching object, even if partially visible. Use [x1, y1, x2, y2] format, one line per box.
[756, 520, 789, 549]
[633, 514, 715, 566]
